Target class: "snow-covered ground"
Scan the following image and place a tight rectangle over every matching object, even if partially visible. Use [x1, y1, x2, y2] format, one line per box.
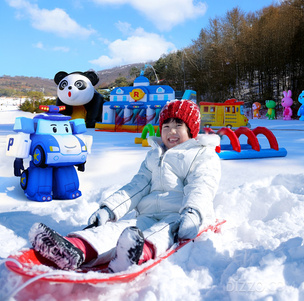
[0, 104, 304, 301]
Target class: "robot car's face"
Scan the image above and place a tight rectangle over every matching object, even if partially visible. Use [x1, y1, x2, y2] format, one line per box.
[57, 74, 95, 106]
[36, 119, 72, 135]
[33, 119, 87, 160]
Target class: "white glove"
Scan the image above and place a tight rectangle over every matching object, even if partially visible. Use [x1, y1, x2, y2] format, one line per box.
[178, 208, 202, 240]
[88, 206, 113, 227]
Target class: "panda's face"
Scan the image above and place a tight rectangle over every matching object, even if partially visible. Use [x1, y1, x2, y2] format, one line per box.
[57, 74, 95, 106]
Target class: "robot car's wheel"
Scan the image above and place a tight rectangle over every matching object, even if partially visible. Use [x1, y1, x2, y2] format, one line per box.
[20, 169, 29, 190]
[32, 145, 46, 168]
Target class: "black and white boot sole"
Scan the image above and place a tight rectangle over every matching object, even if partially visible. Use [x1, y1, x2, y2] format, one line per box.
[108, 226, 144, 273]
[29, 223, 84, 270]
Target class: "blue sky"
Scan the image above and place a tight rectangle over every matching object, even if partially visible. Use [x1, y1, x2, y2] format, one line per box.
[1, 0, 279, 79]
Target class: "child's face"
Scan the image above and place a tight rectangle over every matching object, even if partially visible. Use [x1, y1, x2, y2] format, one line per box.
[161, 119, 191, 149]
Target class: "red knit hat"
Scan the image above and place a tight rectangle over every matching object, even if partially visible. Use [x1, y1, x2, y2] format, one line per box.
[159, 99, 201, 138]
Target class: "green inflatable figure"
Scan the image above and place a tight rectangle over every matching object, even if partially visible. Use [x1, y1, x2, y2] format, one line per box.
[265, 100, 276, 120]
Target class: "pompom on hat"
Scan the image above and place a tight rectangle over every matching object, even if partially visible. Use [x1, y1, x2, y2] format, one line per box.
[159, 99, 201, 138]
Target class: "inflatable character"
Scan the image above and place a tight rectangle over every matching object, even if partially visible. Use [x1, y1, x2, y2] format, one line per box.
[297, 90, 304, 121]
[281, 90, 293, 120]
[55, 71, 104, 128]
[252, 102, 261, 119]
[265, 100, 276, 120]
[6, 105, 92, 202]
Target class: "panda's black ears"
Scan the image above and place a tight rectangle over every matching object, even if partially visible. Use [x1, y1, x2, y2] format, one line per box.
[54, 70, 99, 86]
[83, 71, 99, 86]
[54, 71, 68, 85]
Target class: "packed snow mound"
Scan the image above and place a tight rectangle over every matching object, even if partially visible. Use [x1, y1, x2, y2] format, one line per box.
[1, 105, 304, 300]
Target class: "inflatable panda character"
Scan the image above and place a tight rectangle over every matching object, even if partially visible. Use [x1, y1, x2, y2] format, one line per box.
[55, 71, 104, 128]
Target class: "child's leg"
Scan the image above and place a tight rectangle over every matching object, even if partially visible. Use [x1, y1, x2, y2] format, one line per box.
[65, 236, 97, 263]
[67, 226, 155, 271]
[30, 220, 138, 270]
[68, 218, 138, 267]
[65, 235, 154, 267]
[142, 213, 180, 258]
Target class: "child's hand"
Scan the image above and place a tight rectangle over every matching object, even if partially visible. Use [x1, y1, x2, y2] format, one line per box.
[88, 207, 112, 227]
[178, 208, 201, 240]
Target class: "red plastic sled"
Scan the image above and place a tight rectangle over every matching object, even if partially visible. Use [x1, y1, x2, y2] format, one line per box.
[6, 220, 226, 284]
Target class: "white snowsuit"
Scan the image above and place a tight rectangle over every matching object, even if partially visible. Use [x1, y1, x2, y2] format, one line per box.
[70, 134, 221, 266]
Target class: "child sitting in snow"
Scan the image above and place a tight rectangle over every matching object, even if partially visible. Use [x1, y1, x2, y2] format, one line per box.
[29, 99, 221, 273]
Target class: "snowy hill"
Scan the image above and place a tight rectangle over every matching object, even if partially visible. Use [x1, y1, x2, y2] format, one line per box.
[0, 62, 146, 95]
[0, 105, 304, 301]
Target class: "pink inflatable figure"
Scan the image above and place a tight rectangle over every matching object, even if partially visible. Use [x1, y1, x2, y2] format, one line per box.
[281, 90, 293, 120]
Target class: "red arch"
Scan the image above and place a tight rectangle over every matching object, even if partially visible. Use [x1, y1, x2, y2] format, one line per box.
[234, 127, 260, 151]
[217, 127, 241, 152]
[251, 127, 279, 150]
[202, 127, 216, 134]
[203, 127, 221, 152]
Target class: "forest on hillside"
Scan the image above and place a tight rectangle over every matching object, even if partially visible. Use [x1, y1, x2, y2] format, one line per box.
[0, 76, 56, 97]
[150, 0, 304, 107]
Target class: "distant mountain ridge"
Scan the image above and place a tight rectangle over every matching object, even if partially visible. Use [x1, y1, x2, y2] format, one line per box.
[96, 62, 145, 89]
[0, 62, 146, 97]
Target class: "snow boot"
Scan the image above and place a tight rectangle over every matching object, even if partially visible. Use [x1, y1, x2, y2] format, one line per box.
[108, 226, 145, 273]
[29, 223, 85, 270]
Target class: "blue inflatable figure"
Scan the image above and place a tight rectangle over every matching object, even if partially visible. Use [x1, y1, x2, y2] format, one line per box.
[298, 90, 304, 121]
[6, 105, 92, 202]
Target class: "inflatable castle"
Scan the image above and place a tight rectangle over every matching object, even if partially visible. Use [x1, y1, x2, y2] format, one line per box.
[95, 72, 175, 132]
